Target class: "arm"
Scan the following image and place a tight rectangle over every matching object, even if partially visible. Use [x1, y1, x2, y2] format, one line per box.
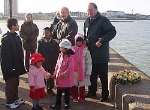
[1, 38, 15, 77]
[99, 17, 116, 44]
[85, 49, 92, 76]
[28, 69, 36, 87]
[37, 40, 43, 53]
[19, 24, 25, 39]
[66, 20, 78, 44]
[33, 24, 39, 37]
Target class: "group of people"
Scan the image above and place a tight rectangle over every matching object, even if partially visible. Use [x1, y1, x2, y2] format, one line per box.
[0, 2, 116, 110]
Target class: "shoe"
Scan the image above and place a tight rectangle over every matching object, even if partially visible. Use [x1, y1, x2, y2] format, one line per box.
[64, 104, 71, 110]
[15, 98, 25, 105]
[100, 97, 109, 102]
[37, 105, 44, 110]
[73, 99, 78, 103]
[6, 102, 20, 109]
[86, 93, 97, 98]
[50, 104, 61, 110]
[32, 107, 38, 110]
[78, 98, 85, 103]
[47, 89, 56, 96]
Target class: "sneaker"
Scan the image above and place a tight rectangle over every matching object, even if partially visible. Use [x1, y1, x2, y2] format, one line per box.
[15, 98, 25, 105]
[50, 104, 61, 110]
[73, 99, 78, 103]
[64, 104, 71, 110]
[6, 102, 20, 109]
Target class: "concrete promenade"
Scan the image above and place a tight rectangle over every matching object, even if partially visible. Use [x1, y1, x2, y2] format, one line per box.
[0, 48, 149, 110]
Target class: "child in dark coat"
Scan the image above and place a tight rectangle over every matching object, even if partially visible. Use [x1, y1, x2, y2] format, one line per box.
[38, 27, 59, 94]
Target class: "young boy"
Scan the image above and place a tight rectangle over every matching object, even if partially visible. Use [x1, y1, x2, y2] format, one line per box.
[38, 27, 59, 94]
[1, 18, 26, 109]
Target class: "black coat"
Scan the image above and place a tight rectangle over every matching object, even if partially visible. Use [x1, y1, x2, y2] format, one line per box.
[38, 38, 59, 73]
[84, 12, 116, 63]
[1, 32, 26, 80]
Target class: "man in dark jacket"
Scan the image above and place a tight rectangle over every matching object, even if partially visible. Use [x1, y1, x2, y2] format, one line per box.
[1, 18, 26, 109]
[20, 13, 39, 71]
[53, 7, 78, 45]
[38, 27, 59, 94]
[84, 3, 116, 102]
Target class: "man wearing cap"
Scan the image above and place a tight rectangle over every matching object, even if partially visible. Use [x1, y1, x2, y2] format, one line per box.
[84, 3, 116, 102]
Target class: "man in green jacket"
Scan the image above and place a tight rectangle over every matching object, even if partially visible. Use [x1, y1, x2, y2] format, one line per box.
[84, 3, 116, 102]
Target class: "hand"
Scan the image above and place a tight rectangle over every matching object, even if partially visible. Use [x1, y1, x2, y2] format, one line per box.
[95, 38, 102, 48]
[51, 74, 56, 79]
[45, 73, 51, 79]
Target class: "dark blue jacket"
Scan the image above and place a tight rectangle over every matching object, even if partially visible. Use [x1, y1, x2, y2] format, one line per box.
[1, 32, 26, 80]
[84, 12, 116, 63]
[38, 38, 59, 73]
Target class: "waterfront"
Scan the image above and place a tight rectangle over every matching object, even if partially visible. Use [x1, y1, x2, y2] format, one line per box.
[0, 20, 150, 76]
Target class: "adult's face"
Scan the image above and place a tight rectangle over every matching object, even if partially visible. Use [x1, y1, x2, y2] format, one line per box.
[26, 14, 33, 22]
[60, 7, 69, 20]
[87, 3, 97, 17]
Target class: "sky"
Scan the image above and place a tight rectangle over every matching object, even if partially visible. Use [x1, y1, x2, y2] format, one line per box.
[0, 0, 150, 15]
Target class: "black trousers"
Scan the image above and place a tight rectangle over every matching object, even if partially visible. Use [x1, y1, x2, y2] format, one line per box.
[88, 63, 109, 98]
[55, 87, 70, 107]
[5, 76, 19, 104]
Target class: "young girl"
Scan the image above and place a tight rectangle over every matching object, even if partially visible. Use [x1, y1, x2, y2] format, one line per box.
[50, 39, 75, 110]
[28, 53, 50, 110]
[72, 33, 92, 102]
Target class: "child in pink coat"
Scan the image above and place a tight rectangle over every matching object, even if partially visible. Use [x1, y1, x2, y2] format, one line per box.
[50, 39, 75, 110]
[72, 33, 92, 102]
[28, 53, 50, 110]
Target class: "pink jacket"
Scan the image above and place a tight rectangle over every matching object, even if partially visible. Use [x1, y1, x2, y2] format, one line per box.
[73, 46, 85, 81]
[54, 53, 75, 88]
[28, 65, 49, 89]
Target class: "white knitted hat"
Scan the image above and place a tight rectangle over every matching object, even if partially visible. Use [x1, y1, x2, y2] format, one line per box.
[59, 39, 72, 49]
[75, 33, 84, 41]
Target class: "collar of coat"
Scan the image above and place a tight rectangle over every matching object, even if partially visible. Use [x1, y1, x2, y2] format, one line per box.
[60, 15, 72, 23]
[42, 37, 52, 43]
[88, 12, 101, 23]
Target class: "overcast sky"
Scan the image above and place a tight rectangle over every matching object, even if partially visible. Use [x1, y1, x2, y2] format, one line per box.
[0, 0, 150, 15]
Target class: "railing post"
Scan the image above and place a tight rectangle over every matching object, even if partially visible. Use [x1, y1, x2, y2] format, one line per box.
[9, 0, 12, 18]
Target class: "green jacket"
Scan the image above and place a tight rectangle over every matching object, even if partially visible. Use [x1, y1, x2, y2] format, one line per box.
[84, 12, 116, 63]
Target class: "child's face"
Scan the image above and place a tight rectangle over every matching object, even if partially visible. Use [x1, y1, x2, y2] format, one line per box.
[60, 47, 67, 53]
[76, 41, 83, 47]
[35, 61, 43, 68]
[11, 23, 19, 32]
[43, 30, 52, 39]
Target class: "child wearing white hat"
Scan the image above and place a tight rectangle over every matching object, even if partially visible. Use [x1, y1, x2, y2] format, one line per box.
[50, 39, 75, 110]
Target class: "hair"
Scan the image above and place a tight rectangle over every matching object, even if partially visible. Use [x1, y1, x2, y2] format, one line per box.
[65, 49, 75, 56]
[25, 13, 32, 18]
[60, 7, 70, 14]
[7, 18, 18, 30]
[76, 37, 84, 42]
[43, 27, 52, 32]
[89, 2, 98, 10]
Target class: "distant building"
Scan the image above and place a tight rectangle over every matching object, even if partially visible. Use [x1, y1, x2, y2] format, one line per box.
[4, 0, 18, 17]
[105, 10, 126, 17]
